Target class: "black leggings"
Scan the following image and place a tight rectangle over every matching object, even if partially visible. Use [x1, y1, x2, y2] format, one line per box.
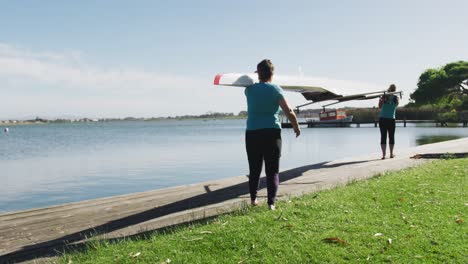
[245, 128, 282, 205]
[379, 118, 396, 144]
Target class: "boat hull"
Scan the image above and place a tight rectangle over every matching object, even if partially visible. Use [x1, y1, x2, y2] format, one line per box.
[306, 115, 353, 127]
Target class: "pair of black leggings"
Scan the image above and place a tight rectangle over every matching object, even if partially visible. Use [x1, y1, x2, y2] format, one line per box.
[379, 118, 396, 144]
[245, 128, 282, 205]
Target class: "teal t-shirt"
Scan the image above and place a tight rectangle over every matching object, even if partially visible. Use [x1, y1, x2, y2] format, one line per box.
[379, 95, 398, 119]
[245, 82, 284, 130]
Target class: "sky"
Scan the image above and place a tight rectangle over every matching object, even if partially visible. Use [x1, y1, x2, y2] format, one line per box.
[1, 0, 467, 119]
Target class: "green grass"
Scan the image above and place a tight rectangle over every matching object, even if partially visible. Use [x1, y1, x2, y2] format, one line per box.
[61, 159, 467, 263]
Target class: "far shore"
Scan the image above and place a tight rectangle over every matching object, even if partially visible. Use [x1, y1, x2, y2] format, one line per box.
[0, 112, 247, 126]
[0, 116, 247, 126]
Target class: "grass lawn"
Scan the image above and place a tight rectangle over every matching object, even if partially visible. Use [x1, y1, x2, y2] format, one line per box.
[61, 159, 467, 263]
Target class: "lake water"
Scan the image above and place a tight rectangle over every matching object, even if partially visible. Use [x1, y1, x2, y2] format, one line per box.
[1, 119, 467, 213]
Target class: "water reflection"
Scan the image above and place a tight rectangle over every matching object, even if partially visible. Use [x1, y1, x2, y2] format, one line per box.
[1, 120, 468, 212]
[416, 135, 461, 145]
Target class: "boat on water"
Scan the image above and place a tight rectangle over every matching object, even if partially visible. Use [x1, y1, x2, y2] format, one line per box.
[281, 109, 353, 128]
[307, 109, 353, 127]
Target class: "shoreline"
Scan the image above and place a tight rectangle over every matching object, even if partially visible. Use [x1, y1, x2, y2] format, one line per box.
[0, 116, 247, 126]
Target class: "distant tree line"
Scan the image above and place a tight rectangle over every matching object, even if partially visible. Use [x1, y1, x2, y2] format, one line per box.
[345, 107, 460, 122]
[16, 112, 248, 123]
[168, 111, 237, 119]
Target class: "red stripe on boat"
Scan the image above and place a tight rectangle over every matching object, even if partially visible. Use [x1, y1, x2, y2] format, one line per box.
[213, 74, 222, 85]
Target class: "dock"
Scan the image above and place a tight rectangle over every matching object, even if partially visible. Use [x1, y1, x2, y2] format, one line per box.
[1, 138, 468, 263]
[282, 120, 468, 128]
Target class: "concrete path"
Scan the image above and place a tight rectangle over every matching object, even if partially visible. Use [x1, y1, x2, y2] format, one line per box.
[1, 138, 467, 263]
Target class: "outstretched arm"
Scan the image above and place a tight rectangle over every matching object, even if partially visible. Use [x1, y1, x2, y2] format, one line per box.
[279, 98, 301, 137]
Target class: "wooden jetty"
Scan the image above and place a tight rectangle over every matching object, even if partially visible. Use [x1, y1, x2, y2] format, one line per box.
[282, 119, 468, 128]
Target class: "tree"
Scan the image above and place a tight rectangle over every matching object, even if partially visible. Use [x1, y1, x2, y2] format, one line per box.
[410, 61, 468, 105]
[443, 61, 468, 94]
[237, 111, 248, 117]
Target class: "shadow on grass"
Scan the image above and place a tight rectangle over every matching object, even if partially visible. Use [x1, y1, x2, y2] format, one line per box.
[1, 159, 372, 263]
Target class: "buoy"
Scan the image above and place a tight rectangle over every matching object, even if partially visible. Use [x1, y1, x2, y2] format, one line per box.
[4, 127, 9, 133]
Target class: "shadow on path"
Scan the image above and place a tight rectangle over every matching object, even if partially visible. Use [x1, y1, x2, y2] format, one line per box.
[1, 159, 371, 263]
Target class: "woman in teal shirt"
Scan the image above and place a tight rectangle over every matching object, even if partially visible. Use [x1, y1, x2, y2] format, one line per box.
[378, 84, 399, 159]
[245, 59, 300, 210]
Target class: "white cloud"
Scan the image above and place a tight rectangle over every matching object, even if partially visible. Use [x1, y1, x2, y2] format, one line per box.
[0, 43, 220, 118]
[0, 43, 203, 92]
[0, 43, 397, 118]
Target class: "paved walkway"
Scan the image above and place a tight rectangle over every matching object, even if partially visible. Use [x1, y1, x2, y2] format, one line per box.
[1, 138, 467, 263]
